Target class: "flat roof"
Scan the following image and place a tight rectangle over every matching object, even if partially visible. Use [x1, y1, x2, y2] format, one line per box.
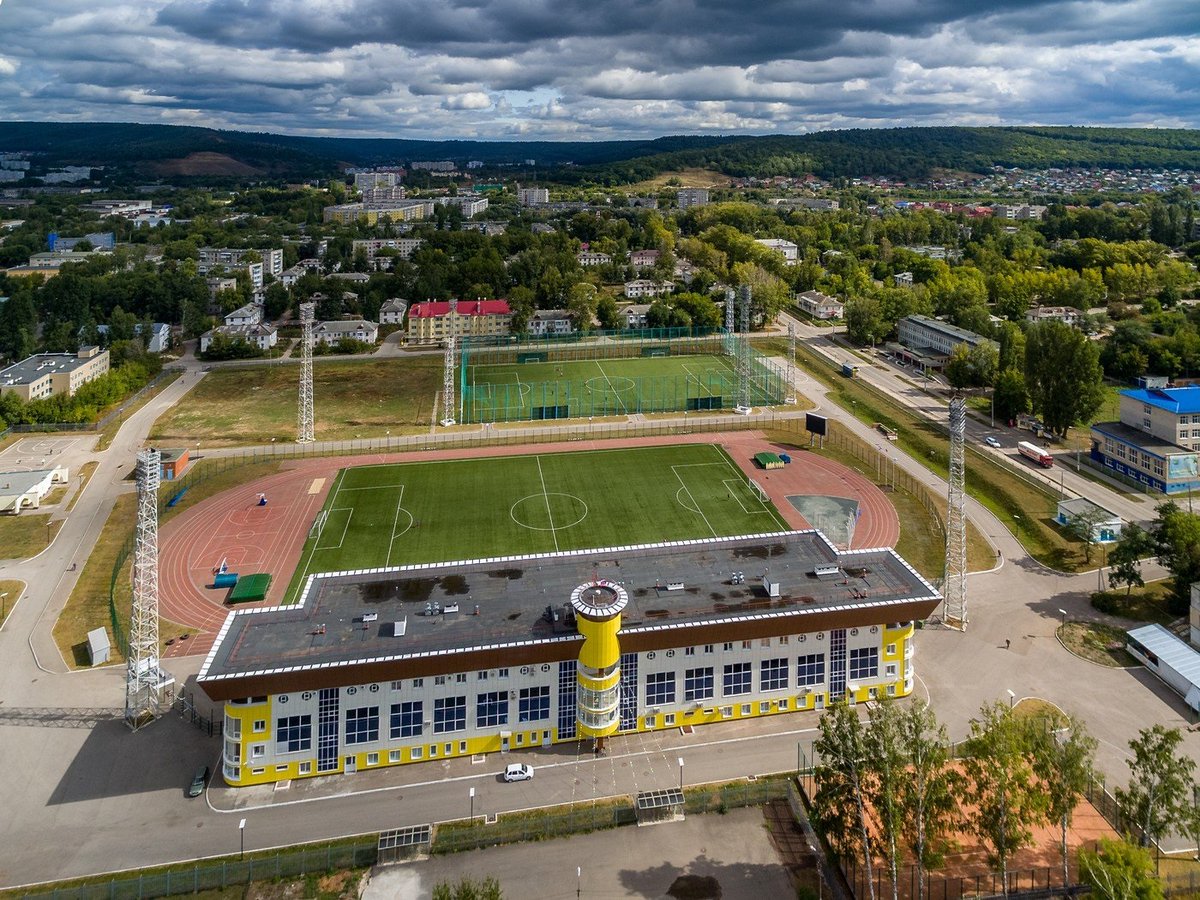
[1122, 386, 1200, 415]
[901, 314, 988, 345]
[1056, 497, 1120, 521]
[198, 531, 940, 687]
[0, 468, 59, 497]
[1091, 421, 1195, 458]
[0, 352, 101, 386]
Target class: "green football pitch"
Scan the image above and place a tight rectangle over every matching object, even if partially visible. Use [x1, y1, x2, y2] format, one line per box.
[461, 354, 788, 423]
[287, 443, 790, 599]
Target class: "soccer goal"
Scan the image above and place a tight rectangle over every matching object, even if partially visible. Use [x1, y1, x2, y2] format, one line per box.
[748, 478, 769, 503]
[308, 509, 329, 541]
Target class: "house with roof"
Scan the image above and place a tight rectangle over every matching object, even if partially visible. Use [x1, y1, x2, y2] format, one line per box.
[1026, 306, 1083, 327]
[795, 290, 844, 320]
[893, 315, 992, 370]
[199, 323, 278, 354]
[755, 238, 799, 264]
[407, 299, 512, 343]
[0, 348, 110, 401]
[629, 249, 660, 269]
[528, 309, 573, 336]
[623, 303, 653, 328]
[623, 279, 673, 299]
[313, 320, 379, 347]
[1054, 497, 1122, 543]
[577, 251, 611, 267]
[224, 303, 262, 327]
[1089, 386, 1200, 494]
[378, 299, 408, 325]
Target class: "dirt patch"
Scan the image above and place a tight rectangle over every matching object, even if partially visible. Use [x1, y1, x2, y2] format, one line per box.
[150, 152, 263, 177]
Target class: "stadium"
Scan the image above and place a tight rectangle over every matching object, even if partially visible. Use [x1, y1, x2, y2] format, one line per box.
[174, 436, 934, 788]
[457, 328, 793, 423]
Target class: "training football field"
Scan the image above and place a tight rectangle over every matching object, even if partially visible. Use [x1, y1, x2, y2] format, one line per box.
[462, 354, 786, 422]
[287, 443, 790, 598]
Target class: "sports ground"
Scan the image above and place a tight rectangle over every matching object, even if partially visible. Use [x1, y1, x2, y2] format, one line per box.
[158, 434, 899, 657]
[462, 354, 789, 422]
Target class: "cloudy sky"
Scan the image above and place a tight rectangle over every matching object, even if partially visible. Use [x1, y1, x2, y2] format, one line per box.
[0, 0, 1198, 140]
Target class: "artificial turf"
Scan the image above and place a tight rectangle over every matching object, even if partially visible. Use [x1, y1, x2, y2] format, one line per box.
[462, 354, 788, 422]
[285, 443, 790, 601]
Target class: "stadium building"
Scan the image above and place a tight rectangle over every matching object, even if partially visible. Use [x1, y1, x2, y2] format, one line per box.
[199, 531, 940, 787]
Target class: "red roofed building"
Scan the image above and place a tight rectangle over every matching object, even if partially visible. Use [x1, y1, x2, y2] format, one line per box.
[407, 298, 513, 343]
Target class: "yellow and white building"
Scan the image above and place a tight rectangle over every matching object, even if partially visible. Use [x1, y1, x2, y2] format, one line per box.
[200, 531, 939, 787]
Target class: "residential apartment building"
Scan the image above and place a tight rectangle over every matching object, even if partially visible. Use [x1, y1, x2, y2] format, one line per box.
[623, 304, 652, 328]
[517, 187, 549, 206]
[313, 320, 379, 347]
[623, 279, 673, 299]
[352, 238, 424, 269]
[198, 531, 939, 787]
[755, 238, 799, 264]
[354, 171, 399, 192]
[768, 198, 839, 212]
[378, 299, 408, 325]
[322, 202, 434, 225]
[895, 315, 991, 368]
[197, 248, 283, 290]
[435, 196, 489, 217]
[1089, 386, 1200, 494]
[0, 347, 110, 401]
[577, 251, 611, 267]
[992, 204, 1048, 221]
[1025, 306, 1083, 327]
[629, 249, 660, 269]
[795, 290, 844, 320]
[676, 188, 710, 209]
[528, 309, 573, 336]
[406, 299, 512, 343]
[199, 324, 278, 354]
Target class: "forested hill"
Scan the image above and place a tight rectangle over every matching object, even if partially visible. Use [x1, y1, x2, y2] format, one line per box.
[2, 122, 1199, 182]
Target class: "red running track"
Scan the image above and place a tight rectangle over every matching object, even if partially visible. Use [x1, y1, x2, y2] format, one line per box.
[158, 431, 900, 658]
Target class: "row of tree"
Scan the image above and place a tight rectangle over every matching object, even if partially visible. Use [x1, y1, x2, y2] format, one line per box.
[812, 698, 1196, 900]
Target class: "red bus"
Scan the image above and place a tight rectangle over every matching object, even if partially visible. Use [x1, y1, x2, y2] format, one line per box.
[1017, 441, 1054, 468]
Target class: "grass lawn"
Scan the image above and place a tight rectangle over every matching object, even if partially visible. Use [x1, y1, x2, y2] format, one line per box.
[148, 358, 441, 446]
[1011, 697, 1068, 728]
[66, 461, 98, 513]
[0, 579, 24, 628]
[96, 369, 184, 451]
[1090, 580, 1178, 625]
[0, 513, 62, 561]
[285, 443, 791, 600]
[770, 338, 1090, 572]
[52, 460, 282, 669]
[1058, 621, 1138, 667]
[463, 353, 788, 423]
[627, 168, 730, 191]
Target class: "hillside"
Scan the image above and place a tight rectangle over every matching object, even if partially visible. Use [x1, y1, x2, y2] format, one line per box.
[1, 122, 1198, 183]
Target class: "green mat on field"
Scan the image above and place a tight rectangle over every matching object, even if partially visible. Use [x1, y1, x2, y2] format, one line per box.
[229, 573, 271, 604]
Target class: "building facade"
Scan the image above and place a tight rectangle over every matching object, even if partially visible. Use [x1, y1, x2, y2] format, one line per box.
[676, 188, 710, 209]
[528, 309, 573, 335]
[1089, 387, 1200, 493]
[198, 532, 940, 787]
[0, 347, 110, 401]
[896, 315, 991, 366]
[313, 320, 379, 346]
[406, 299, 512, 343]
[199, 324, 278, 354]
[795, 291, 844, 320]
[379, 299, 408, 325]
[517, 188, 549, 206]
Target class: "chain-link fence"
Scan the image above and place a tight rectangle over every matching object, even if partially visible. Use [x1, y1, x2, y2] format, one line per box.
[12, 840, 378, 900]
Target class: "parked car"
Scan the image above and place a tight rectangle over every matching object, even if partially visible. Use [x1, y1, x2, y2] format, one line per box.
[188, 765, 209, 798]
[984, 436, 1002, 448]
[503, 763, 534, 782]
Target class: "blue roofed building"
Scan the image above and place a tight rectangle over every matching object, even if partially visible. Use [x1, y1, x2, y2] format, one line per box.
[1089, 386, 1200, 494]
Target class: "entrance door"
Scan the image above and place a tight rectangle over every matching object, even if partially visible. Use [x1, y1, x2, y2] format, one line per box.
[344, 756, 357, 774]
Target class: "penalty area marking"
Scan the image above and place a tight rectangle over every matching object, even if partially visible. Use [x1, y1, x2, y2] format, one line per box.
[722, 479, 771, 515]
[316, 508, 354, 551]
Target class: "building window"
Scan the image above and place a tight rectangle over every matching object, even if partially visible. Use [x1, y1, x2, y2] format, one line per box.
[476, 691, 509, 728]
[723, 642, 733, 652]
[849, 647, 879, 681]
[252, 720, 266, 733]
[885, 643, 896, 656]
[389, 749, 402, 763]
[434, 675, 447, 686]
[646, 672, 676, 706]
[723, 663, 752, 696]
[518, 686, 550, 722]
[498, 668, 509, 678]
[704, 644, 714, 654]
[456, 673, 467, 683]
[299, 762, 312, 774]
[760, 658, 789, 692]
[276, 715, 312, 753]
[345, 707, 379, 745]
[411, 747, 423, 759]
[433, 697, 467, 733]
[390, 701, 422, 739]
[412, 678, 423, 688]
[684, 667, 714, 701]
[685, 646, 696, 656]
[797, 654, 826, 687]
[366, 752, 379, 766]
[886, 663, 898, 678]
[478, 671, 488, 680]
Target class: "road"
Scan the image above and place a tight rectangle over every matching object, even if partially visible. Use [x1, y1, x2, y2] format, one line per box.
[0, 333, 1198, 887]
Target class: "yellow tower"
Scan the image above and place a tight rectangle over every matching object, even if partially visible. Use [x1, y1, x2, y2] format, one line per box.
[570, 580, 628, 750]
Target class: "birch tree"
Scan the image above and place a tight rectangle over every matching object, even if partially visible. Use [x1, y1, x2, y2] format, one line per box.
[812, 702, 877, 900]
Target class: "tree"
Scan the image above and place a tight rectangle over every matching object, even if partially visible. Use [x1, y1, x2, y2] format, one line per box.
[1117, 725, 1195, 847]
[845, 296, 885, 345]
[963, 702, 1047, 895]
[864, 700, 907, 900]
[992, 369, 1030, 423]
[1024, 320, 1105, 437]
[1107, 523, 1154, 595]
[811, 702, 876, 900]
[897, 700, 960, 900]
[1065, 504, 1117, 564]
[566, 282, 598, 333]
[1079, 839, 1163, 900]
[1030, 717, 1097, 888]
[1149, 502, 1200, 613]
[596, 294, 621, 331]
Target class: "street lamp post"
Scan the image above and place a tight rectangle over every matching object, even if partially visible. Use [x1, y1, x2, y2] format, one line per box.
[238, 818, 246, 860]
[577, 866, 582, 898]
[1058, 608, 1068, 627]
[0, 592, 7, 627]
[469, 786, 475, 821]
[678, 757, 685, 792]
[1006, 689, 1016, 710]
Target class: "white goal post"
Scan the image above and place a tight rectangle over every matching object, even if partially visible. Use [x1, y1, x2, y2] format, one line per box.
[748, 478, 769, 503]
[309, 509, 329, 540]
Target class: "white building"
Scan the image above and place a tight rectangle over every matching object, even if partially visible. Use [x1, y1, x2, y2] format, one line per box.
[518, 187, 549, 206]
[379, 299, 408, 325]
[436, 196, 488, 217]
[1054, 497, 1123, 543]
[629, 249, 660, 269]
[577, 251, 612, 267]
[623, 303, 653, 328]
[676, 188, 709, 209]
[528, 309, 573, 336]
[795, 290, 844, 320]
[1127, 625, 1200, 713]
[313, 320, 379, 346]
[624, 280, 673, 299]
[352, 238, 424, 269]
[199, 323, 278, 354]
[755, 238, 799, 264]
[0, 467, 70, 514]
[1026, 306, 1082, 327]
[224, 304, 263, 327]
[354, 171, 399, 192]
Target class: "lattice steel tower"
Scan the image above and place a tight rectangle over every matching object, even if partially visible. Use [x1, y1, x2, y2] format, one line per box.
[440, 335, 457, 426]
[126, 448, 163, 730]
[723, 287, 736, 358]
[734, 285, 753, 413]
[943, 396, 968, 630]
[297, 302, 315, 443]
[786, 321, 797, 403]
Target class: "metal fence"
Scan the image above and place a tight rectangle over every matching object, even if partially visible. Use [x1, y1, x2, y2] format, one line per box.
[13, 840, 378, 900]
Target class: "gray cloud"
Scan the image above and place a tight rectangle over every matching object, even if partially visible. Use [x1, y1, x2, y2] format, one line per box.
[0, 0, 1195, 139]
